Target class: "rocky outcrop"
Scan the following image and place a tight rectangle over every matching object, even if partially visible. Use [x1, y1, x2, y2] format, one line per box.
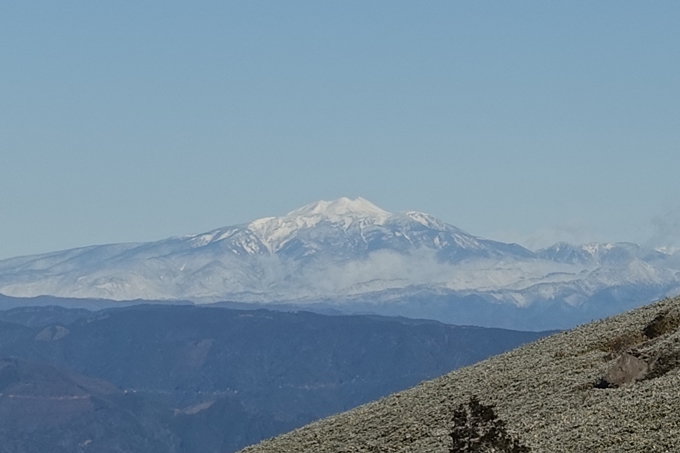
[597, 353, 648, 387]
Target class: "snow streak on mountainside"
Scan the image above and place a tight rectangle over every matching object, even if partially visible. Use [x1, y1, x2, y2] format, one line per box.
[1, 197, 679, 329]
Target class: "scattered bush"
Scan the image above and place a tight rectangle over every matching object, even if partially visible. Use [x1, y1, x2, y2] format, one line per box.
[597, 311, 680, 357]
[643, 312, 680, 339]
[601, 331, 646, 355]
[449, 396, 530, 453]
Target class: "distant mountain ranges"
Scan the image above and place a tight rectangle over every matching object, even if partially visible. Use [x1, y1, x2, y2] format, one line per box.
[0, 303, 548, 453]
[1, 197, 679, 330]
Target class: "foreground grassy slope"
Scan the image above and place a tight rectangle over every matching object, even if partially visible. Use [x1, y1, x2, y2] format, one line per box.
[241, 296, 680, 453]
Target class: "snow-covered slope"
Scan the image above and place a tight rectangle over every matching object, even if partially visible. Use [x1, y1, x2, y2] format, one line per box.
[1, 197, 679, 329]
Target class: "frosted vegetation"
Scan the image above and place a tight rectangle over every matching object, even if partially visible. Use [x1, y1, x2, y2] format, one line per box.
[240, 296, 680, 453]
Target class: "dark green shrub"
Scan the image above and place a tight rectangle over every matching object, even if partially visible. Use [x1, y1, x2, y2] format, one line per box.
[449, 396, 530, 453]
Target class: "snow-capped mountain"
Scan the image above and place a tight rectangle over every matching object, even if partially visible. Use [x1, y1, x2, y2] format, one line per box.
[1, 197, 679, 330]
[170, 196, 533, 263]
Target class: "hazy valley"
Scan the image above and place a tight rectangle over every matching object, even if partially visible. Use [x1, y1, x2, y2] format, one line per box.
[0, 303, 548, 452]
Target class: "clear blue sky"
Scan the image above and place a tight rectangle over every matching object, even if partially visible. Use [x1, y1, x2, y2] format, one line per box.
[2, 1, 679, 259]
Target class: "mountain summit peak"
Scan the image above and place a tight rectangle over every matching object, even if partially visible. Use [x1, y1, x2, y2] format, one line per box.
[285, 197, 391, 223]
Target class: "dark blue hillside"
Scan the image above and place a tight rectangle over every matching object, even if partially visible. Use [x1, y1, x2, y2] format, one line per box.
[0, 302, 549, 452]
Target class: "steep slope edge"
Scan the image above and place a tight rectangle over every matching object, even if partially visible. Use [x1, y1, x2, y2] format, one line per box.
[240, 295, 680, 453]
